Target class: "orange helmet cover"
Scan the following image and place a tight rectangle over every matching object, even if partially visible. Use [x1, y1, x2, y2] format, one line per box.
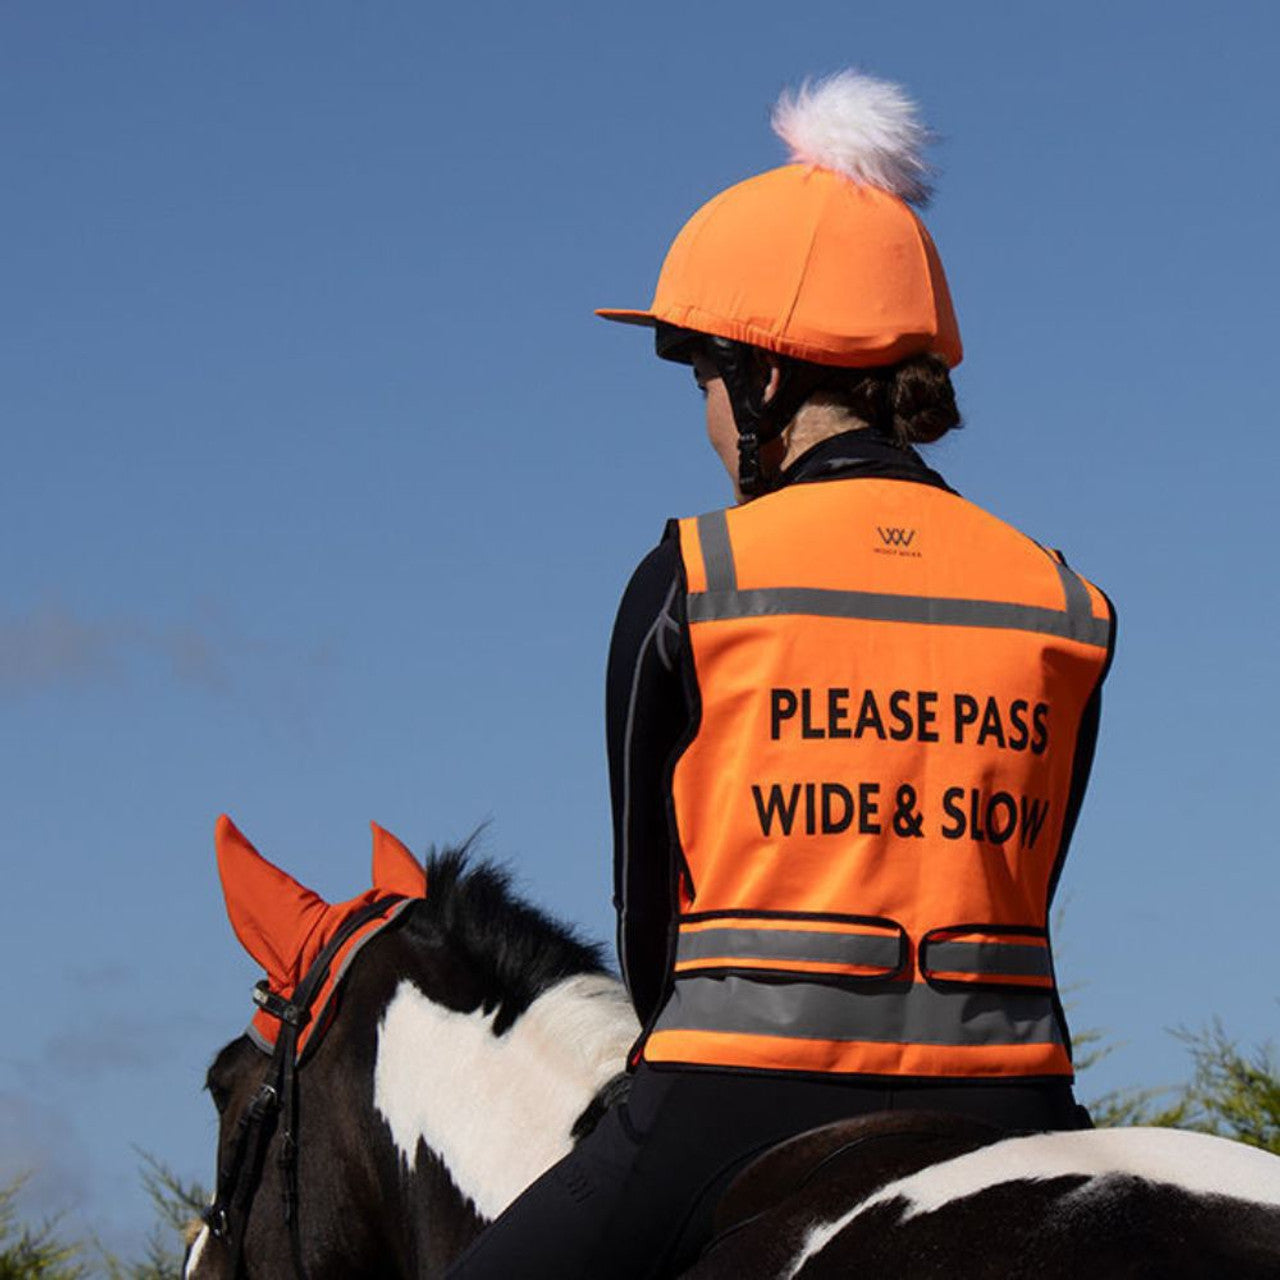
[599, 164, 960, 369]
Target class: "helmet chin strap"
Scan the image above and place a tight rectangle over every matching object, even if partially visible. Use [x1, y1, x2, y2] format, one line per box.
[703, 338, 825, 498]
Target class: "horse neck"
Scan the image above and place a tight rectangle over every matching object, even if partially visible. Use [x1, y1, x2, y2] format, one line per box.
[374, 970, 639, 1228]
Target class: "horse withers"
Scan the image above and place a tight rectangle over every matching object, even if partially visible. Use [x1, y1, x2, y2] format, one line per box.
[188, 818, 1280, 1278]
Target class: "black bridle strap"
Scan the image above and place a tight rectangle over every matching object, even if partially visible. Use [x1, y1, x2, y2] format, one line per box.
[206, 894, 408, 1280]
[210, 1076, 281, 1268]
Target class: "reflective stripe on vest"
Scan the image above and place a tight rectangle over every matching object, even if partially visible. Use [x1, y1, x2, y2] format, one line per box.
[690, 511, 1112, 648]
[653, 974, 1064, 1049]
[674, 915, 907, 980]
[645, 479, 1112, 1081]
[919, 927, 1054, 988]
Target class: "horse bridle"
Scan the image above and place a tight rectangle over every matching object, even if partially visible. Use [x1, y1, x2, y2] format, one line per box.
[202, 895, 406, 1280]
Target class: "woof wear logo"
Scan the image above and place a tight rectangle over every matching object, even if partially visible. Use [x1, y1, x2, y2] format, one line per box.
[877, 527, 916, 547]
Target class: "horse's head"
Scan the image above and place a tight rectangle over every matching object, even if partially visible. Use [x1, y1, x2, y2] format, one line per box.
[189, 817, 638, 1280]
[187, 815, 428, 1280]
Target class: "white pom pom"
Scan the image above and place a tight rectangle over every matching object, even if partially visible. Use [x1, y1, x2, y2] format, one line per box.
[772, 70, 934, 206]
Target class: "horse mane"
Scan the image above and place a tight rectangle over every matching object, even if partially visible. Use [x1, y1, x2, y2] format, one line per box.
[410, 845, 613, 1035]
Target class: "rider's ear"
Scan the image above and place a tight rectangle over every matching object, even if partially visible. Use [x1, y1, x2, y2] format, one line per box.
[370, 822, 426, 898]
[215, 814, 329, 984]
[758, 351, 783, 406]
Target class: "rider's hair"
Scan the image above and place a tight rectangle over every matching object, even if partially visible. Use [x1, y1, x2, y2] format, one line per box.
[804, 353, 961, 447]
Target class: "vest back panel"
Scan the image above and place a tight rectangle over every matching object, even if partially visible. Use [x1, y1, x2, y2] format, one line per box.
[643, 477, 1112, 1080]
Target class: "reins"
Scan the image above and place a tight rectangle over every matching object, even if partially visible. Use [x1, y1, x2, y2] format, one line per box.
[203, 895, 407, 1280]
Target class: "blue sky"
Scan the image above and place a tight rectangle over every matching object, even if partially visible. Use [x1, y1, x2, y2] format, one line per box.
[2, 0, 1277, 1255]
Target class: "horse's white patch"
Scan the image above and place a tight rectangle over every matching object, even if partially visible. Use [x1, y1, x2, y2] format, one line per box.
[373, 973, 638, 1221]
[183, 1224, 209, 1278]
[787, 1127, 1280, 1277]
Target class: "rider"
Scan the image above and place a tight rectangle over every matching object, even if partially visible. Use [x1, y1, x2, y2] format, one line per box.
[447, 70, 1114, 1279]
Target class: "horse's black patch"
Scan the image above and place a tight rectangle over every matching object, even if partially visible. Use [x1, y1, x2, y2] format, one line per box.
[785, 1175, 1280, 1280]
[407, 846, 611, 1035]
[205, 1034, 261, 1111]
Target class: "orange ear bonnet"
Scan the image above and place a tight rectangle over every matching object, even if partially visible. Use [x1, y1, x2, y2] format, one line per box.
[215, 814, 426, 1056]
[370, 821, 426, 898]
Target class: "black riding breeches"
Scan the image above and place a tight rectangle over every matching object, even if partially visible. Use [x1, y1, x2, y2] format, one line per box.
[441, 1065, 1089, 1280]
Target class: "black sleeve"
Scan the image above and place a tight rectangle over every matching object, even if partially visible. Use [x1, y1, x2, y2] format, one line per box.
[1048, 584, 1118, 904]
[605, 534, 691, 1024]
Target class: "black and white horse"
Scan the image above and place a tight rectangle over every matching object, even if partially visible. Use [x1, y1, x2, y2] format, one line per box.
[187, 820, 1280, 1278]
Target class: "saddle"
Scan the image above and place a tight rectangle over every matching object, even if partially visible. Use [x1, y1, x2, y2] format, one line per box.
[691, 1112, 1007, 1277]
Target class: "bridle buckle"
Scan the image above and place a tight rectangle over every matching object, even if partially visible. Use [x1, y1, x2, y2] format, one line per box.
[253, 980, 307, 1027]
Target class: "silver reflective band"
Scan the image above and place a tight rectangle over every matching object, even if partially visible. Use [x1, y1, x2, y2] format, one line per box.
[653, 974, 1064, 1047]
[687, 586, 1111, 648]
[696, 510, 737, 593]
[925, 940, 1051, 980]
[330, 898, 414, 988]
[1053, 560, 1099, 643]
[677, 926, 901, 971]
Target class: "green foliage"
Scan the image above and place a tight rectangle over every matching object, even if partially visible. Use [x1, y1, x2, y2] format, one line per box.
[0, 1178, 86, 1280]
[1080, 1020, 1280, 1153]
[1086, 1082, 1189, 1130]
[95, 1154, 208, 1280]
[1, 1156, 206, 1280]
[1074, 1026, 1189, 1128]
[1069, 1023, 1117, 1077]
[1170, 1021, 1280, 1154]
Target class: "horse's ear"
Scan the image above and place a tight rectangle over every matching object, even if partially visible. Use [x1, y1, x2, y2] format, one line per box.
[370, 822, 426, 898]
[215, 814, 331, 984]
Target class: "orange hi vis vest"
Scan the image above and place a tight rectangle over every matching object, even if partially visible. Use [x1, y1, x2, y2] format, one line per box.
[642, 476, 1113, 1081]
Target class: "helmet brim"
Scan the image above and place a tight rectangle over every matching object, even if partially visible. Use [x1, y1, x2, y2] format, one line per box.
[594, 307, 655, 326]
[596, 309, 701, 365]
